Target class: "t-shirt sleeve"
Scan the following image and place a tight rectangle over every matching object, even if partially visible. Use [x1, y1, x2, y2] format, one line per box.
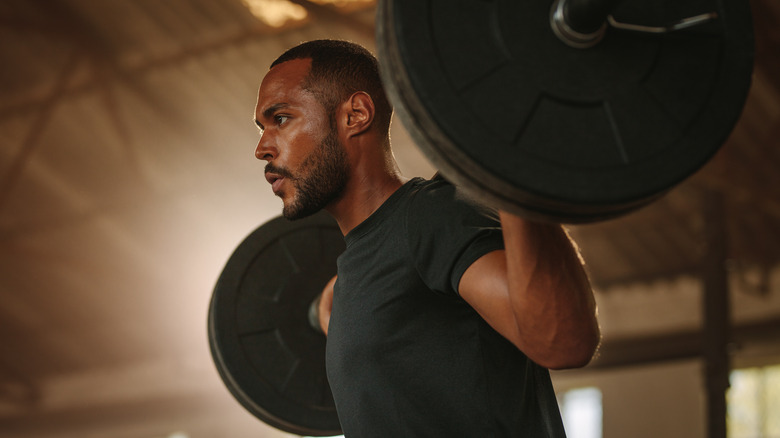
[405, 181, 505, 296]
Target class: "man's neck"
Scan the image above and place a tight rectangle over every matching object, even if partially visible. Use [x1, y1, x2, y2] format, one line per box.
[326, 170, 409, 236]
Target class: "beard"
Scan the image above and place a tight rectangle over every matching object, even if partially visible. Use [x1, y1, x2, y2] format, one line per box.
[271, 128, 350, 220]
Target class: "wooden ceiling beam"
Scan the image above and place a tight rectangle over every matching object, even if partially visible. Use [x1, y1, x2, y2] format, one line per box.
[0, 52, 83, 214]
[592, 265, 701, 291]
[689, 175, 780, 221]
[589, 316, 780, 370]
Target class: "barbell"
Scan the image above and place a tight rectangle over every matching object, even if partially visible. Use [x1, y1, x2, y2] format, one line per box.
[377, 0, 753, 222]
[209, 0, 754, 435]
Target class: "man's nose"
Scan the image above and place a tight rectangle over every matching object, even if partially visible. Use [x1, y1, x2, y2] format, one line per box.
[255, 134, 277, 162]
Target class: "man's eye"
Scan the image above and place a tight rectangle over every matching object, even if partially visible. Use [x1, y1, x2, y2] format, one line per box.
[275, 115, 289, 125]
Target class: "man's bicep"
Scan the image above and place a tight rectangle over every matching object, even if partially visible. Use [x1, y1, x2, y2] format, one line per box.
[457, 250, 523, 348]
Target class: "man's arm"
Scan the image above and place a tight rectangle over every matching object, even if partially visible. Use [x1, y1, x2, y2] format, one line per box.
[458, 211, 600, 370]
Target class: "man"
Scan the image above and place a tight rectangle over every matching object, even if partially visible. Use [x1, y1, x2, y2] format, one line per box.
[254, 39, 600, 437]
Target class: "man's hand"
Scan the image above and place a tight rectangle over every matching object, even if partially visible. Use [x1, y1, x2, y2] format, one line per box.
[318, 275, 337, 335]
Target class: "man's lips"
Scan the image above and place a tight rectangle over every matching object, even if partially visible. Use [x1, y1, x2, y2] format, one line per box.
[264, 164, 294, 195]
[265, 172, 284, 194]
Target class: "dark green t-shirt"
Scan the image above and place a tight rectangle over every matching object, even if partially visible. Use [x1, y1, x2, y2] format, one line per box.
[326, 177, 566, 437]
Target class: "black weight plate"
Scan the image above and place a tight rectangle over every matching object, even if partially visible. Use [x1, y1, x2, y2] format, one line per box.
[377, 0, 754, 222]
[208, 211, 344, 436]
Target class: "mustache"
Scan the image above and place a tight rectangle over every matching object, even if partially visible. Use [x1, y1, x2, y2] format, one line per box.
[265, 163, 295, 180]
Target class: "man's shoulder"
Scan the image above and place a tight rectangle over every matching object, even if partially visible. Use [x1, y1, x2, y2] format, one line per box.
[406, 175, 490, 215]
[405, 174, 456, 201]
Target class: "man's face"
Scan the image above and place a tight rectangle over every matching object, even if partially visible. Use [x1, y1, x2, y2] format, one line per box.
[254, 58, 349, 219]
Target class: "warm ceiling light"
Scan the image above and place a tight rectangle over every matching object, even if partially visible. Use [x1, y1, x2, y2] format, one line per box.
[241, 0, 308, 28]
[310, 0, 375, 11]
[311, 0, 373, 5]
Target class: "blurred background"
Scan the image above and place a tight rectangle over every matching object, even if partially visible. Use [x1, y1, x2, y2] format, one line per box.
[0, 1, 778, 437]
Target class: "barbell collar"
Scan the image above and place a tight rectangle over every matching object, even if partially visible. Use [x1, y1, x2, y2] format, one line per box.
[550, 0, 624, 48]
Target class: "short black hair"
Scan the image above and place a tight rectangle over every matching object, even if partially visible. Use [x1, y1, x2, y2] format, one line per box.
[270, 39, 393, 136]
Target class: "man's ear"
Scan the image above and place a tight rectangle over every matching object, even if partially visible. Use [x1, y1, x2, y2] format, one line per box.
[340, 91, 375, 137]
